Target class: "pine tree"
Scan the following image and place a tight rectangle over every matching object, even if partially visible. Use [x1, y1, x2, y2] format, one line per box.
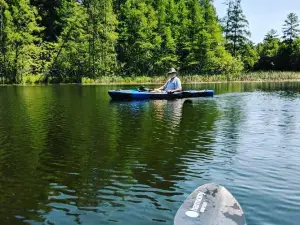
[4, 0, 43, 83]
[175, 0, 191, 72]
[185, 0, 206, 72]
[201, 0, 223, 43]
[256, 30, 280, 70]
[0, 0, 8, 80]
[264, 29, 278, 42]
[240, 42, 259, 70]
[119, 0, 161, 75]
[290, 37, 300, 70]
[154, 0, 178, 73]
[53, 0, 89, 82]
[30, 0, 62, 41]
[176, 0, 242, 75]
[199, 0, 231, 73]
[262, 30, 280, 58]
[282, 13, 300, 42]
[86, 0, 118, 77]
[275, 14, 300, 71]
[223, 0, 250, 56]
[49, 0, 118, 81]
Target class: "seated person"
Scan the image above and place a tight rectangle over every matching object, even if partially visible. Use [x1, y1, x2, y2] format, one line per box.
[152, 68, 182, 93]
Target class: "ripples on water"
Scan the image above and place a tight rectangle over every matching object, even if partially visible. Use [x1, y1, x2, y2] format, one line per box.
[0, 83, 300, 225]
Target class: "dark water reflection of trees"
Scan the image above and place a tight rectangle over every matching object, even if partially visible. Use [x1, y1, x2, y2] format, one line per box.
[0, 83, 299, 224]
[108, 98, 219, 191]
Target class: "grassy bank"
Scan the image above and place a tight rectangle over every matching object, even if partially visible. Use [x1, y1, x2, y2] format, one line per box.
[1, 71, 300, 85]
[81, 71, 300, 84]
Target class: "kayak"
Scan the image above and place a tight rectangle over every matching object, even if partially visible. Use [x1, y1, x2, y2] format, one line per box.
[174, 183, 246, 225]
[108, 89, 214, 100]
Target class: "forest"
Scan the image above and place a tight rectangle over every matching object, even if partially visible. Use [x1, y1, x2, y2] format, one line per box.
[0, 0, 300, 84]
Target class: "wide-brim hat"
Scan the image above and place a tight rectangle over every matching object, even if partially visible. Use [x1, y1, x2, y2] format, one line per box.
[168, 68, 177, 74]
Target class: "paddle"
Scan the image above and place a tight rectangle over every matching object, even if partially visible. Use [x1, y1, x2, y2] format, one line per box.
[174, 183, 247, 225]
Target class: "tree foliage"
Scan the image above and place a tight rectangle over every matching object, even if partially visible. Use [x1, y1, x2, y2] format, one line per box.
[222, 0, 258, 71]
[223, 0, 250, 56]
[255, 13, 300, 71]
[0, 0, 43, 83]
[1, 0, 300, 83]
[282, 13, 300, 42]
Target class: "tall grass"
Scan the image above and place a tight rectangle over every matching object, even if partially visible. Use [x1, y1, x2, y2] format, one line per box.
[81, 75, 167, 84]
[239, 71, 300, 81]
[1, 71, 300, 85]
[82, 71, 300, 84]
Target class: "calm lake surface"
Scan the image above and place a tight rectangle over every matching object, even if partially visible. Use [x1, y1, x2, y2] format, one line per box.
[0, 82, 300, 225]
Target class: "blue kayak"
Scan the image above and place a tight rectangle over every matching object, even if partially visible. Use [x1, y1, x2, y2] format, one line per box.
[108, 89, 214, 100]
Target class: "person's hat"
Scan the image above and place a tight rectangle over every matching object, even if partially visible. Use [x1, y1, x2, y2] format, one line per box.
[168, 68, 177, 74]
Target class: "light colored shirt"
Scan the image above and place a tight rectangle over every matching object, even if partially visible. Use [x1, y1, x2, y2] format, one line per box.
[163, 77, 182, 91]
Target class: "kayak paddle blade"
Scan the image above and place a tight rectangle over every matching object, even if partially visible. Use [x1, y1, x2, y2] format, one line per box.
[174, 183, 246, 225]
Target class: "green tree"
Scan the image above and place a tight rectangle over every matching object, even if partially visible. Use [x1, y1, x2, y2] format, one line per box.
[256, 30, 280, 70]
[30, 0, 62, 41]
[4, 0, 43, 83]
[290, 37, 300, 70]
[47, 0, 118, 82]
[86, 0, 118, 77]
[223, 0, 250, 56]
[119, 0, 161, 75]
[154, 0, 178, 73]
[52, 0, 89, 82]
[177, 0, 242, 75]
[240, 42, 259, 70]
[282, 13, 300, 42]
[275, 14, 300, 71]
[265, 29, 278, 42]
[181, 0, 206, 72]
[0, 0, 8, 80]
[199, 0, 240, 74]
[174, 0, 191, 72]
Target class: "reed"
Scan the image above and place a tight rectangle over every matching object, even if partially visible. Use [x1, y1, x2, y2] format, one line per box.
[81, 71, 300, 84]
[1, 71, 299, 85]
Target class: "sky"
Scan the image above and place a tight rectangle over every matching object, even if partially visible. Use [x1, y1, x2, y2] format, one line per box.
[213, 0, 300, 43]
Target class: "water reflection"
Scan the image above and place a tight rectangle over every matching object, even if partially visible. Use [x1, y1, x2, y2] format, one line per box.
[108, 99, 219, 188]
[0, 83, 300, 225]
[0, 90, 222, 224]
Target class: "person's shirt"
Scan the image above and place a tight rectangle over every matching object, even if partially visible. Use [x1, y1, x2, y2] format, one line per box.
[163, 76, 182, 91]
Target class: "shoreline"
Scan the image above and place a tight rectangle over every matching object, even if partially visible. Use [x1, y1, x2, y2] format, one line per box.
[1, 79, 300, 87]
[1, 72, 300, 86]
[82, 79, 300, 85]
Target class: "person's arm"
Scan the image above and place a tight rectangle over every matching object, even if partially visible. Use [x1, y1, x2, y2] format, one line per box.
[156, 85, 165, 91]
[154, 79, 169, 91]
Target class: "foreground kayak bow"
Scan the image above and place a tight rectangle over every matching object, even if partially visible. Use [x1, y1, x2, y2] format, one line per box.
[174, 184, 246, 225]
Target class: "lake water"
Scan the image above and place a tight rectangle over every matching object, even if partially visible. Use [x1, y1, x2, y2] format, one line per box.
[0, 82, 300, 225]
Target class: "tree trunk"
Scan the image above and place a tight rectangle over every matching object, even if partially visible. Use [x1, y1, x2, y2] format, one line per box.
[0, 7, 5, 81]
[87, 0, 92, 77]
[13, 44, 20, 83]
